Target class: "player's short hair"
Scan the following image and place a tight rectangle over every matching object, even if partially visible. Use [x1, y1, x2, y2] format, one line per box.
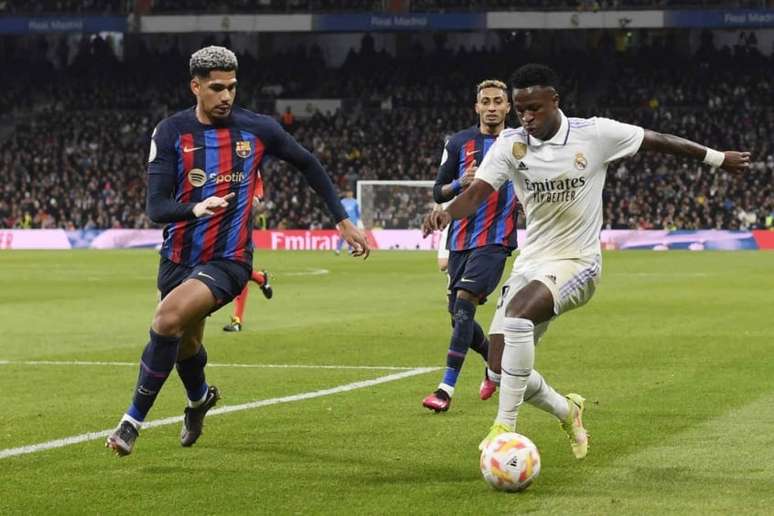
[509, 64, 559, 91]
[475, 79, 508, 100]
[189, 46, 238, 78]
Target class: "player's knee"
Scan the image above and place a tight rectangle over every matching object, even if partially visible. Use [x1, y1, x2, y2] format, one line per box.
[456, 289, 479, 304]
[502, 316, 534, 335]
[152, 307, 185, 337]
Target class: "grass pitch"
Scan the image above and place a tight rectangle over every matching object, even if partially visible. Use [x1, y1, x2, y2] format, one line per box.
[1, 249, 773, 515]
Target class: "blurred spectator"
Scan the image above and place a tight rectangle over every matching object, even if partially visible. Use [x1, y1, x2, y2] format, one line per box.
[1, 36, 771, 231]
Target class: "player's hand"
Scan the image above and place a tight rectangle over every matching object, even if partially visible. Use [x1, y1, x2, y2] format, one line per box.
[193, 193, 235, 217]
[337, 219, 370, 259]
[422, 210, 452, 238]
[720, 151, 751, 173]
[459, 160, 477, 189]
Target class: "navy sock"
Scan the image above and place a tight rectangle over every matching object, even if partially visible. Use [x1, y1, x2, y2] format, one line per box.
[176, 346, 209, 403]
[441, 297, 476, 389]
[469, 321, 490, 360]
[126, 329, 180, 422]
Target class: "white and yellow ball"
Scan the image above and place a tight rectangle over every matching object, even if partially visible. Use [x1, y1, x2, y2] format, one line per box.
[480, 432, 541, 492]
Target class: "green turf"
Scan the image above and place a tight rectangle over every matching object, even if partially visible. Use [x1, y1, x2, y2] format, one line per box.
[1, 249, 773, 515]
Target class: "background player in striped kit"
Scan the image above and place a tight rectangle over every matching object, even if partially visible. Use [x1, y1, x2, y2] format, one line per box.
[223, 197, 274, 333]
[106, 46, 369, 456]
[421, 80, 519, 413]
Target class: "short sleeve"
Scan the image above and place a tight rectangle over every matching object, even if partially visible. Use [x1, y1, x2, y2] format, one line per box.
[147, 120, 178, 177]
[595, 117, 645, 164]
[475, 135, 514, 191]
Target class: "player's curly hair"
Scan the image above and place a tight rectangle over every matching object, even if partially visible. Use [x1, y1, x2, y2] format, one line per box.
[189, 46, 238, 78]
[509, 64, 559, 91]
[475, 79, 508, 99]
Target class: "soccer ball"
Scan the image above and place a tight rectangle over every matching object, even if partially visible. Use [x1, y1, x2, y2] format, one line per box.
[480, 432, 541, 492]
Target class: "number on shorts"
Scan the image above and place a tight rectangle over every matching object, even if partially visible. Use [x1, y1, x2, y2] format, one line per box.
[496, 285, 510, 309]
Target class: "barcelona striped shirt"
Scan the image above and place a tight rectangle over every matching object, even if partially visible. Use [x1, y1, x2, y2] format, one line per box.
[433, 126, 518, 251]
[147, 106, 346, 267]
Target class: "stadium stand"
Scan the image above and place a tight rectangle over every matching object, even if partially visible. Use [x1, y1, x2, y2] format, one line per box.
[0, 32, 772, 231]
[1, 0, 768, 14]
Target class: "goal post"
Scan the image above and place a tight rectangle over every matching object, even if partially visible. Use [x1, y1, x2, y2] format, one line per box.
[356, 180, 436, 230]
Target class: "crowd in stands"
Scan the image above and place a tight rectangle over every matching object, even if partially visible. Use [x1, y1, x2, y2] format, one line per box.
[1, 0, 768, 14]
[1, 32, 772, 232]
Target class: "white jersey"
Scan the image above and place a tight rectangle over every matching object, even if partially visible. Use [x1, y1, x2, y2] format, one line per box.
[476, 111, 644, 261]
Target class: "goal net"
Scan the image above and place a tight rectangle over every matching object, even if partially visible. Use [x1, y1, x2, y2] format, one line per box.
[356, 180, 436, 230]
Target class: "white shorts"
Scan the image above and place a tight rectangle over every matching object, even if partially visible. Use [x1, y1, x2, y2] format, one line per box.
[489, 255, 601, 342]
[436, 225, 450, 260]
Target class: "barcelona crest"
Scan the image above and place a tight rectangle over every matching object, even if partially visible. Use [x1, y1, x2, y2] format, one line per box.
[235, 140, 252, 158]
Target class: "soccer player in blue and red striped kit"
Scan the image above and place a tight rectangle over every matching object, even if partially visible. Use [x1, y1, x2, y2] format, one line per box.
[106, 46, 370, 456]
[422, 79, 519, 412]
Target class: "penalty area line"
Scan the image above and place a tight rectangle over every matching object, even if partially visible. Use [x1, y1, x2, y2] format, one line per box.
[0, 366, 439, 460]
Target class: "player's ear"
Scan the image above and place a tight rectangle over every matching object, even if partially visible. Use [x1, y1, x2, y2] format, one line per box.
[190, 78, 200, 97]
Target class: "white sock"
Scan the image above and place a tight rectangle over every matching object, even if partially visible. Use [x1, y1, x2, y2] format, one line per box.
[524, 369, 569, 421]
[121, 414, 142, 431]
[188, 390, 208, 408]
[496, 317, 535, 428]
[438, 383, 455, 397]
[487, 368, 501, 385]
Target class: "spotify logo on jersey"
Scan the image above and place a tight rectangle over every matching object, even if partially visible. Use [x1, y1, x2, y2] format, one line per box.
[188, 168, 207, 187]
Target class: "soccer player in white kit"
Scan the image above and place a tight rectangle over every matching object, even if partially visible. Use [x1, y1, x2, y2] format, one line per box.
[423, 64, 750, 458]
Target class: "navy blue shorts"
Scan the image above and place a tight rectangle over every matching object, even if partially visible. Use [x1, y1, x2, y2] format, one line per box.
[447, 244, 511, 312]
[157, 257, 252, 310]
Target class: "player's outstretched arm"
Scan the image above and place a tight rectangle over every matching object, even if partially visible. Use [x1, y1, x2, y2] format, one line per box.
[422, 178, 494, 237]
[337, 218, 370, 259]
[641, 130, 751, 173]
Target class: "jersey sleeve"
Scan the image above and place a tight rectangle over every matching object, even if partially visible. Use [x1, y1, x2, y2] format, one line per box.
[263, 117, 348, 223]
[475, 135, 513, 190]
[145, 120, 197, 223]
[432, 137, 460, 203]
[594, 117, 645, 164]
[147, 120, 177, 177]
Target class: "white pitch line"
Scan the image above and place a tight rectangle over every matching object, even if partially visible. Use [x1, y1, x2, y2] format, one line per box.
[0, 366, 438, 460]
[0, 360, 428, 371]
[280, 268, 330, 276]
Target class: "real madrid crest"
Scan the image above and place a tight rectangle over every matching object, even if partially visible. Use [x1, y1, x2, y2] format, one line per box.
[235, 140, 252, 158]
[574, 152, 588, 170]
[188, 168, 207, 187]
[512, 142, 527, 160]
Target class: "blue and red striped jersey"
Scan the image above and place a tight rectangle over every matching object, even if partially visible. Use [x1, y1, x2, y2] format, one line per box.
[433, 126, 518, 251]
[148, 106, 346, 267]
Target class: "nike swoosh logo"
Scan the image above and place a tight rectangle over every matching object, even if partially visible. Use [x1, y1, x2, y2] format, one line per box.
[183, 146, 203, 153]
[460, 278, 475, 283]
[197, 272, 215, 281]
[465, 150, 480, 157]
